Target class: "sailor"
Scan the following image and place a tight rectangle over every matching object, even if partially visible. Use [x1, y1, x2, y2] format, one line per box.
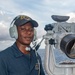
[0, 15, 45, 75]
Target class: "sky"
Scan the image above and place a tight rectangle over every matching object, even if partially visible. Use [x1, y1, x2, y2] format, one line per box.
[0, 0, 75, 49]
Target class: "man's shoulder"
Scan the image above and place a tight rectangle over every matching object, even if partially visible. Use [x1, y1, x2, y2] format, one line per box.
[0, 46, 12, 57]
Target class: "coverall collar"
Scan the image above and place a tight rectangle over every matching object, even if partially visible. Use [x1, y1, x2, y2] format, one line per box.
[11, 42, 37, 71]
[11, 43, 27, 57]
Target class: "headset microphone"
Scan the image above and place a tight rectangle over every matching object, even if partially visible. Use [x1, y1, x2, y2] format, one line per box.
[25, 47, 30, 51]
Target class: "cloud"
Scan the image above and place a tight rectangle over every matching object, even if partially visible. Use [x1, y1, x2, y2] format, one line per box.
[66, 12, 75, 22]
[37, 28, 46, 39]
[0, 0, 75, 49]
[0, 21, 11, 41]
[0, 0, 19, 14]
[0, 40, 15, 51]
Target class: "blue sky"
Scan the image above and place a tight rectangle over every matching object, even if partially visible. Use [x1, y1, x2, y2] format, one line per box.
[0, 0, 75, 49]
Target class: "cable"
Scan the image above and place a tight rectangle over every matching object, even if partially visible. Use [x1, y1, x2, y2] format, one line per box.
[32, 38, 44, 75]
[34, 48, 40, 75]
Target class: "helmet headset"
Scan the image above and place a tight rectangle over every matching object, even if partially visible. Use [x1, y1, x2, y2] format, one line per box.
[9, 15, 38, 41]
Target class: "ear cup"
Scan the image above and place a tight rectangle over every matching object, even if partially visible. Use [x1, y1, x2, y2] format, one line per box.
[9, 25, 18, 39]
[33, 29, 37, 41]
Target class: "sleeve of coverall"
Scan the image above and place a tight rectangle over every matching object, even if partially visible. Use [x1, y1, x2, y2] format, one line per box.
[0, 56, 8, 75]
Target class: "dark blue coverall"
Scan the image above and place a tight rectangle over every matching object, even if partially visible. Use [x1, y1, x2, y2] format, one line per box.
[0, 43, 45, 75]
